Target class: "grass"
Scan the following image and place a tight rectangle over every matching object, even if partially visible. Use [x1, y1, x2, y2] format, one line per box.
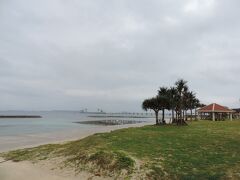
[1, 120, 240, 179]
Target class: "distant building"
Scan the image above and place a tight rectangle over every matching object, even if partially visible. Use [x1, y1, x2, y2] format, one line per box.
[232, 108, 240, 119]
[197, 103, 235, 121]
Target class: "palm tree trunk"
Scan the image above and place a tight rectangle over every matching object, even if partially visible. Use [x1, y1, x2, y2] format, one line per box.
[162, 109, 165, 123]
[186, 111, 187, 120]
[155, 111, 159, 125]
[190, 109, 193, 121]
[185, 110, 188, 121]
[180, 109, 182, 120]
[180, 96, 183, 121]
[195, 108, 197, 120]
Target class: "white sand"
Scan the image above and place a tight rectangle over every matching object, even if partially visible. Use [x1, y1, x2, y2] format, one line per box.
[0, 123, 152, 180]
[0, 159, 75, 180]
[0, 157, 110, 180]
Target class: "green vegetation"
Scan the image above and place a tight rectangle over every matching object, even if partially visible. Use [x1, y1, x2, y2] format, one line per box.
[1, 121, 240, 179]
[143, 79, 204, 125]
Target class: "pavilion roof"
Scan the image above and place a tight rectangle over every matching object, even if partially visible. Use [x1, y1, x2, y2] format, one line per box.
[198, 103, 235, 113]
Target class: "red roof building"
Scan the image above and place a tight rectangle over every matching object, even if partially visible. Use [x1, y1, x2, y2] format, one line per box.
[198, 103, 234, 121]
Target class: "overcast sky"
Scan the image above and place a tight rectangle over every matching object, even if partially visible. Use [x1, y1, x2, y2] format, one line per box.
[0, 0, 240, 112]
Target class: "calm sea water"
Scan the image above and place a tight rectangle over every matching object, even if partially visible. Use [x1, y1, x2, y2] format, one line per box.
[0, 111, 154, 137]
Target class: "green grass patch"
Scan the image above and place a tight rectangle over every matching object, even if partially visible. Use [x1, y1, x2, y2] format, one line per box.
[1, 121, 240, 179]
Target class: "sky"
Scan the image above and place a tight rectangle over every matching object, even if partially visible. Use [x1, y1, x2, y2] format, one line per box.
[0, 0, 240, 112]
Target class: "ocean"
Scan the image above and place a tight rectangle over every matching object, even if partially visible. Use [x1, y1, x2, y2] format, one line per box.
[0, 111, 154, 152]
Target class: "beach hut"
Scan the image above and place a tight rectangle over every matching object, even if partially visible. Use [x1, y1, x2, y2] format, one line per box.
[197, 103, 235, 121]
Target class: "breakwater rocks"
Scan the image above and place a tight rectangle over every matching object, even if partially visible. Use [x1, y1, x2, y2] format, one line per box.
[0, 115, 42, 118]
[74, 119, 145, 126]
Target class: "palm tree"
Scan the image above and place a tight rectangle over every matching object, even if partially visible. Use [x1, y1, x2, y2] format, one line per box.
[142, 97, 162, 125]
[184, 91, 196, 121]
[167, 87, 178, 124]
[175, 79, 188, 124]
[158, 87, 170, 123]
[193, 98, 200, 120]
[142, 78, 200, 125]
[193, 100, 205, 120]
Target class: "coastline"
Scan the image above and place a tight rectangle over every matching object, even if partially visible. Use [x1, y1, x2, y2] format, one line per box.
[0, 122, 152, 153]
[1, 121, 240, 179]
[0, 122, 152, 180]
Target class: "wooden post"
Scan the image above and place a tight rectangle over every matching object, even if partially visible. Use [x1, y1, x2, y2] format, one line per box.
[212, 112, 215, 121]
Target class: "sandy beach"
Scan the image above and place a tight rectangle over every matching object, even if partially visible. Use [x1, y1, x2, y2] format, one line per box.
[0, 122, 151, 180]
[0, 122, 152, 153]
[0, 157, 110, 180]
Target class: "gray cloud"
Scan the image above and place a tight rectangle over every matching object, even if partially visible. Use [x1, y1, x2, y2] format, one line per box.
[0, 0, 240, 111]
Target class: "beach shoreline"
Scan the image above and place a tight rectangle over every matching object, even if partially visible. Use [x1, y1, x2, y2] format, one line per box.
[1, 121, 240, 180]
[0, 122, 152, 180]
[0, 122, 152, 153]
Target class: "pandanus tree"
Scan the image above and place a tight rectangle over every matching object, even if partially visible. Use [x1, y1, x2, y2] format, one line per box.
[158, 87, 170, 123]
[184, 91, 197, 121]
[193, 98, 200, 120]
[194, 102, 206, 120]
[142, 78, 201, 126]
[167, 87, 178, 123]
[142, 97, 162, 125]
[175, 79, 189, 124]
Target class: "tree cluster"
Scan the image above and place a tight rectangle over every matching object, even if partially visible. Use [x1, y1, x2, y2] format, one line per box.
[142, 79, 203, 125]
